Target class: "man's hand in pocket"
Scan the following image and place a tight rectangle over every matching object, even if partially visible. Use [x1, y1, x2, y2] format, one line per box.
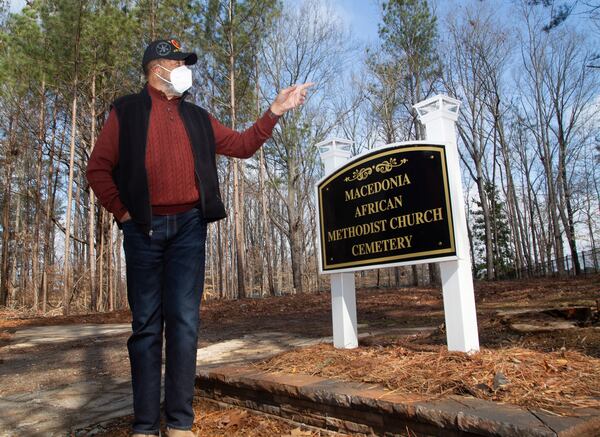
[119, 211, 132, 223]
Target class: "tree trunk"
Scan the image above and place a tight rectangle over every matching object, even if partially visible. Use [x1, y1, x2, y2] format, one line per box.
[42, 105, 60, 311]
[475, 160, 494, 280]
[63, 90, 78, 315]
[254, 60, 275, 296]
[411, 265, 419, 286]
[32, 79, 46, 310]
[62, 0, 83, 315]
[10, 176, 22, 306]
[556, 126, 580, 275]
[216, 221, 224, 299]
[0, 116, 15, 307]
[228, 0, 246, 299]
[73, 168, 82, 300]
[88, 72, 97, 310]
[259, 149, 275, 296]
[287, 166, 303, 294]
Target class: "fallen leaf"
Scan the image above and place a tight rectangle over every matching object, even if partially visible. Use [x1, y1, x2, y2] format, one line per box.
[493, 372, 509, 390]
[217, 410, 248, 428]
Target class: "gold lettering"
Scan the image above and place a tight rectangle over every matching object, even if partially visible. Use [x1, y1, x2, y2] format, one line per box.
[343, 174, 411, 202]
[328, 220, 388, 243]
[415, 211, 424, 225]
[390, 208, 444, 230]
[393, 195, 403, 209]
[351, 234, 414, 257]
[352, 195, 404, 219]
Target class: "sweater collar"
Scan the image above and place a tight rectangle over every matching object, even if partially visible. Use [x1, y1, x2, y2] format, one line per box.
[141, 82, 190, 106]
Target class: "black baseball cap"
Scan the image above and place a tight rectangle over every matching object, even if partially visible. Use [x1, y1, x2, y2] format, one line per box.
[142, 39, 197, 71]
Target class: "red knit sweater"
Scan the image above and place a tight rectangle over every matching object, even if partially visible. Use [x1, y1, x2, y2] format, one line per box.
[86, 84, 279, 221]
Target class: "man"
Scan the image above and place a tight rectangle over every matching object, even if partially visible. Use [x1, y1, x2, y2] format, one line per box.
[86, 38, 313, 437]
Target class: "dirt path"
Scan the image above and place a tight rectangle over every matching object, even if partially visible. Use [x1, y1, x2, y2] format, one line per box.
[0, 322, 322, 436]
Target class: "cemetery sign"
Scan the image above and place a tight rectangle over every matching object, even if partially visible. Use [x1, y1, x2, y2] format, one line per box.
[317, 143, 457, 272]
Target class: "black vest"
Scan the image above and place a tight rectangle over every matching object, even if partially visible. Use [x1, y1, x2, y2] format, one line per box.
[111, 84, 227, 235]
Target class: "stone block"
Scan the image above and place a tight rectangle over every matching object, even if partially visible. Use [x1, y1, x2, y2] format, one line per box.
[453, 397, 555, 437]
[325, 416, 373, 434]
[531, 409, 600, 437]
[413, 399, 464, 430]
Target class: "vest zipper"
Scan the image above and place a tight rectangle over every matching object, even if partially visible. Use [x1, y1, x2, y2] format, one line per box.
[146, 102, 153, 237]
[178, 104, 205, 215]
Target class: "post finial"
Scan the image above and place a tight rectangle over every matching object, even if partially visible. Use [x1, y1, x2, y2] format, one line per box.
[317, 138, 353, 174]
[413, 94, 461, 123]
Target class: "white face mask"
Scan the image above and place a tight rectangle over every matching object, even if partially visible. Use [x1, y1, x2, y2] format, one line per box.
[155, 64, 193, 94]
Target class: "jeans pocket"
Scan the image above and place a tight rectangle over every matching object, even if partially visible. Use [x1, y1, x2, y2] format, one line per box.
[121, 220, 137, 235]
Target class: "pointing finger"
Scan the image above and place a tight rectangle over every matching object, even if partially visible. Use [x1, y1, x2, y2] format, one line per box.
[298, 82, 316, 90]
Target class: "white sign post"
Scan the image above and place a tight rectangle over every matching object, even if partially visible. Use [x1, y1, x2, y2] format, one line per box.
[317, 138, 359, 349]
[414, 95, 480, 353]
[315, 95, 479, 354]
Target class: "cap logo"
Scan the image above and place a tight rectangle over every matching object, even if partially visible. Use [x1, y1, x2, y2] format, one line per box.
[170, 39, 181, 51]
[156, 41, 171, 56]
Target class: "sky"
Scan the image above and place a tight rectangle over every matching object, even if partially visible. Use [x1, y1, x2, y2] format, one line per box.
[329, 0, 381, 43]
[6, 0, 383, 40]
[8, 0, 24, 13]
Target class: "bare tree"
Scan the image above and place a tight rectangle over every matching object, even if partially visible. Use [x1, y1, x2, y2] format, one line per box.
[543, 30, 597, 274]
[259, 0, 354, 293]
[444, 7, 498, 279]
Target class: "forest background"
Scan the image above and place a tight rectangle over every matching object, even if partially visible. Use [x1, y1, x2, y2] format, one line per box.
[0, 0, 598, 314]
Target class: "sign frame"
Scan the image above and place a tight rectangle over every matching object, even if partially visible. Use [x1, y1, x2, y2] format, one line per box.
[315, 140, 459, 275]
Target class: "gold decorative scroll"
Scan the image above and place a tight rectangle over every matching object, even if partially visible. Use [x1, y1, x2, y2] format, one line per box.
[375, 158, 408, 174]
[344, 167, 373, 182]
[344, 158, 408, 182]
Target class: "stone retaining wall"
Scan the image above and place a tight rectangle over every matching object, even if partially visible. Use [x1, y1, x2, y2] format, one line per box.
[196, 366, 600, 437]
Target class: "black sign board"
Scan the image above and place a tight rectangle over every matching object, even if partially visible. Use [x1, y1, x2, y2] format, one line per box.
[318, 144, 456, 272]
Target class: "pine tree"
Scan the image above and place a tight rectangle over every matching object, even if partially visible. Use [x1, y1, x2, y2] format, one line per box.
[472, 182, 513, 278]
[371, 0, 441, 285]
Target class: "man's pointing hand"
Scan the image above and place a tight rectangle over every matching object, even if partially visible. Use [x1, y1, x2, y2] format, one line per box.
[270, 82, 316, 116]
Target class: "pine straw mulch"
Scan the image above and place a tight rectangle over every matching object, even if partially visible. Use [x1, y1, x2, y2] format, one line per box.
[255, 340, 600, 415]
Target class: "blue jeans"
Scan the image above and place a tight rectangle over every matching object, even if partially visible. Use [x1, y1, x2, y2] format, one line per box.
[121, 206, 207, 435]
